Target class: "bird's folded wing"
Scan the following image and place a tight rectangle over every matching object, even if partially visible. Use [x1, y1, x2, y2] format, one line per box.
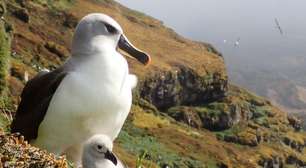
[11, 67, 67, 141]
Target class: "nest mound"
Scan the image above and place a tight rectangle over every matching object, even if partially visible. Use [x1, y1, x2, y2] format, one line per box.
[0, 132, 68, 168]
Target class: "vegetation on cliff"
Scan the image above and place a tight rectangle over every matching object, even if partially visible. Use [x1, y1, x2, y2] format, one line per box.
[0, 133, 68, 168]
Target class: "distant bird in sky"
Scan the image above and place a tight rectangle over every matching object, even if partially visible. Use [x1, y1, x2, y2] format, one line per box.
[82, 134, 126, 168]
[275, 18, 284, 35]
[234, 38, 240, 47]
[11, 13, 151, 166]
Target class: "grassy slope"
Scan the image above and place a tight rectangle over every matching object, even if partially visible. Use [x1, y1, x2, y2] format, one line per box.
[0, 21, 9, 94]
[115, 85, 306, 167]
[0, 0, 305, 167]
[0, 3, 13, 133]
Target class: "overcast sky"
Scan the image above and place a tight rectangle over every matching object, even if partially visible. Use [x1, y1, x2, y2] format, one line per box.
[116, 0, 306, 71]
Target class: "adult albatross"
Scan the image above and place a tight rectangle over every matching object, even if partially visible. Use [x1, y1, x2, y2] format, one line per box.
[11, 13, 150, 164]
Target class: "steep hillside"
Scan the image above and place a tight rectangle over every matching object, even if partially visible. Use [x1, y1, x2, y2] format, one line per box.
[296, 113, 306, 131]
[230, 68, 306, 110]
[230, 68, 306, 129]
[0, 0, 306, 167]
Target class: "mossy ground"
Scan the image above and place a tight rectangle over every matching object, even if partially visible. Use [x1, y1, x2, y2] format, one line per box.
[32, 0, 76, 10]
[0, 9, 14, 134]
[0, 20, 10, 96]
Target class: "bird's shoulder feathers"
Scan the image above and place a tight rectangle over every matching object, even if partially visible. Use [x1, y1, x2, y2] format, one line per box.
[11, 67, 67, 141]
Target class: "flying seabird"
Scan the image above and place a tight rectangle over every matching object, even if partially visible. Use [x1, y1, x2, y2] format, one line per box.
[11, 13, 150, 165]
[234, 37, 240, 47]
[274, 18, 284, 35]
[82, 134, 126, 168]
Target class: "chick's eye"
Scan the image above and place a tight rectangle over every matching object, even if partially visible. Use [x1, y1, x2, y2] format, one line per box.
[105, 23, 117, 34]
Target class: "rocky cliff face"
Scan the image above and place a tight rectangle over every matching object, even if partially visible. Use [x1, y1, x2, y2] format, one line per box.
[0, 0, 306, 168]
[139, 66, 227, 110]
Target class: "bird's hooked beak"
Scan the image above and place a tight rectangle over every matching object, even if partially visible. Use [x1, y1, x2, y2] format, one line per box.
[118, 34, 151, 65]
[105, 150, 118, 166]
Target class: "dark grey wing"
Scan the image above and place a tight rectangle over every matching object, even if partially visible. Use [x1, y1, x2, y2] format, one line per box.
[11, 68, 67, 141]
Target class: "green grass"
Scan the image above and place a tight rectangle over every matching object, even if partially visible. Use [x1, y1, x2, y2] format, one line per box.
[0, 112, 10, 132]
[202, 73, 214, 85]
[0, 20, 13, 132]
[117, 122, 204, 168]
[0, 90, 14, 133]
[32, 0, 75, 11]
[0, 22, 10, 95]
[196, 102, 229, 119]
[250, 105, 270, 127]
[251, 106, 269, 118]
[124, 8, 147, 19]
[94, 0, 114, 4]
[215, 124, 243, 140]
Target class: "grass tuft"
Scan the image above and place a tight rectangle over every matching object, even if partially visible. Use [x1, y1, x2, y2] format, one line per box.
[117, 122, 204, 167]
[32, 0, 75, 11]
[0, 22, 10, 95]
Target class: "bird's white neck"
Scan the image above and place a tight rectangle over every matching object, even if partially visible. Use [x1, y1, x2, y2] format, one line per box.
[72, 35, 118, 56]
[82, 156, 113, 168]
[65, 50, 129, 90]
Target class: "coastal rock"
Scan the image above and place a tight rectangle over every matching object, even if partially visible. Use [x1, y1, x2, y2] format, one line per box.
[167, 106, 202, 128]
[63, 12, 78, 28]
[258, 156, 284, 168]
[286, 155, 306, 167]
[282, 136, 306, 152]
[140, 66, 227, 110]
[287, 115, 302, 131]
[10, 5, 30, 23]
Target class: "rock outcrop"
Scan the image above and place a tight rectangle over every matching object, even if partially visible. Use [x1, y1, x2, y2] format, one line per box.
[140, 66, 227, 110]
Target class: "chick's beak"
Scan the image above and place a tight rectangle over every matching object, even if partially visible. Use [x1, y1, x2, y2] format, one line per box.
[105, 150, 117, 166]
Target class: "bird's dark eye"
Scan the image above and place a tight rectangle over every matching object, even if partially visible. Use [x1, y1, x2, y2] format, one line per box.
[105, 23, 117, 34]
[97, 145, 102, 150]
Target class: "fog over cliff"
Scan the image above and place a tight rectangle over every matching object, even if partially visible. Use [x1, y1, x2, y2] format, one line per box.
[116, 0, 306, 112]
[117, 0, 306, 70]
